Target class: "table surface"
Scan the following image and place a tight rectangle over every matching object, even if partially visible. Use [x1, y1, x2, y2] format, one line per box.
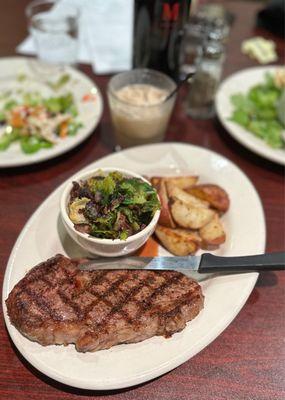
[0, 1, 284, 399]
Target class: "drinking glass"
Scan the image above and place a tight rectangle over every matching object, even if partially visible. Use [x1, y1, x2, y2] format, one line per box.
[107, 69, 176, 149]
[26, 0, 79, 65]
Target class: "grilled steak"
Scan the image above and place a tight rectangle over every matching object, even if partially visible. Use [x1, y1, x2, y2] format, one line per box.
[6, 254, 204, 352]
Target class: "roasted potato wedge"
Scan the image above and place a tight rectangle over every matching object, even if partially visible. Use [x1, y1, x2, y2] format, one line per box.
[163, 176, 198, 189]
[152, 175, 228, 255]
[199, 214, 226, 248]
[186, 184, 230, 213]
[151, 176, 198, 190]
[171, 199, 215, 229]
[155, 225, 201, 256]
[150, 177, 161, 189]
[156, 179, 176, 228]
[166, 183, 209, 208]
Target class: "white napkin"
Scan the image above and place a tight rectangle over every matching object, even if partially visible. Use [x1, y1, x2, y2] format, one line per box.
[16, 0, 134, 74]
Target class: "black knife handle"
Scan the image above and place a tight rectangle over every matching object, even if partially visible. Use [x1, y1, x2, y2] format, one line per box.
[199, 252, 285, 273]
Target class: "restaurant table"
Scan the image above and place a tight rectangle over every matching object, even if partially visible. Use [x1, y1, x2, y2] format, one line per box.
[0, 1, 284, 399]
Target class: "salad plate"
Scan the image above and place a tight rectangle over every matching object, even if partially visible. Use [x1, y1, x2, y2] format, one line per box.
[0, 57, 103, 168]
[216, 66, 285, 166]
[3, 143, 266, 390]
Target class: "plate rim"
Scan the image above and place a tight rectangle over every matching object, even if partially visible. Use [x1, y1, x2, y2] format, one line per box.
[0, 56, 103, 168]
[215, 65, 285, 166]
[2, 142, 266, 390]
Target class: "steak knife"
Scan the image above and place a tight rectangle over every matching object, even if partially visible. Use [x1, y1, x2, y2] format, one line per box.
[79, 252, 285, 273]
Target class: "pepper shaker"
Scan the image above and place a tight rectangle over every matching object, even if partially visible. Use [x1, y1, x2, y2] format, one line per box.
[186, 40, 225, 119]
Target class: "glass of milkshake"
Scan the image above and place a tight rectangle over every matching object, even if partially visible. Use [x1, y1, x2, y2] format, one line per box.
[107, 69, 177, 148]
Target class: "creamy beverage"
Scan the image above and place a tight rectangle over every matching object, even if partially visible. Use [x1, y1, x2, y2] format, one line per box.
[115, 84, 167, 106]
[108, 80, 176, 148]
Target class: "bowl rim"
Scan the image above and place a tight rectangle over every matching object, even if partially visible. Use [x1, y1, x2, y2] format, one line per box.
[60, 167, 161, 245]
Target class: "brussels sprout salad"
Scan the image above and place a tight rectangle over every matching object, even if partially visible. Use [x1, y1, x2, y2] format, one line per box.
[230, 69, 285, 149]
[0, 90, 82, 154]
[68, 171, 161, 240]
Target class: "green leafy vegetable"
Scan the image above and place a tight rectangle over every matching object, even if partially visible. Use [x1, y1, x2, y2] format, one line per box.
[0, 86, 81, 155]
[44, 93, 77, 115]
[119, 231, 128, 240]
[4, 100, 18, 111]
[69, 171, 160, 240]
[0, 129, 20, 151]
[20, 136, 53, 154]
[88, 174, 117, 201]
[68, 121, 83, 136]
[231, 109, 249, 127]
[48, 74, 71, 90]
[230, 72, 284, 149]
[277, 89, 285, 127]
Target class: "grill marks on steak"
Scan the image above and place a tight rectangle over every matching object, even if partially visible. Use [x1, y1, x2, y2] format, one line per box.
[6, 254, 204, 352]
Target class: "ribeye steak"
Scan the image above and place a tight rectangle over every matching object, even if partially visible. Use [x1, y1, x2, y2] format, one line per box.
[6, 254, 204, 352]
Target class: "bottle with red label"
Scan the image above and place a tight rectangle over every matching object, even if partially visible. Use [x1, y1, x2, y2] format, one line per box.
[133, 0, 191, 81]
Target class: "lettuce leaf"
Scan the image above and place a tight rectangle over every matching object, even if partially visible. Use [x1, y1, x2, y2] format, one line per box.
[230, 73, 284, 149]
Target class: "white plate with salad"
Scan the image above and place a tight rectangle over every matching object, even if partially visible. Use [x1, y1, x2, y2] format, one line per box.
[216, 66, 285, 166]
[0, 57, 103, 168]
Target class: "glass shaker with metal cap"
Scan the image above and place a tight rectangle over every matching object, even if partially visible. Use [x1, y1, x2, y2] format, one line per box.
[186, 40, 225, 119]
[179, 16, 206, 79]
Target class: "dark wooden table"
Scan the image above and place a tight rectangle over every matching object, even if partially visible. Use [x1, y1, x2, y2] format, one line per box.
[0, 1, 284, 399]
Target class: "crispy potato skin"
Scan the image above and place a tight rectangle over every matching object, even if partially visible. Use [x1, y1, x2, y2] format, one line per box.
[155, 225, 201, 256]
[186, 185, 230, 213]
[150, 177, 161, 189]
[154, 179, 176, 228]
[166, 184, 209, 208]
[151, 176, 198, 189]
[199, 214, 226, 248]
[163, 176, 198, 189]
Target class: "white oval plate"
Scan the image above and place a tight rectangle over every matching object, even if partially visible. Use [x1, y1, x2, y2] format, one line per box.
[0, 57, 103, 167]
[216, 66, 285, 166]
[3, 143, 266, 390]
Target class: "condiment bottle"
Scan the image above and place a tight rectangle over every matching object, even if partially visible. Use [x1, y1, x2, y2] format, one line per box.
[186, 40, 224, 119]
[133, 0, 191, 82]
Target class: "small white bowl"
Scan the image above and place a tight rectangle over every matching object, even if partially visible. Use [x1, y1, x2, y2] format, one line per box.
[60, 167, 161, 257]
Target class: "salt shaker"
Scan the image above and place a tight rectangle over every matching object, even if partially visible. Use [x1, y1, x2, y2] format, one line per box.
[186, 40, 224, 119]
[179, 17, 206, 79]
[207, 19, 230, 44]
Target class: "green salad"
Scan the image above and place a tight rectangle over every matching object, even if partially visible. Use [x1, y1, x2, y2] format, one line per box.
[0, 90, 82, 154]
[230, 71, 285, 149]
[68, 171, 161, 240]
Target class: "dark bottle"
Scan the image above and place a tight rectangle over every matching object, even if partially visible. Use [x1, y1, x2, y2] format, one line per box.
[133, 0, 191, 81]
